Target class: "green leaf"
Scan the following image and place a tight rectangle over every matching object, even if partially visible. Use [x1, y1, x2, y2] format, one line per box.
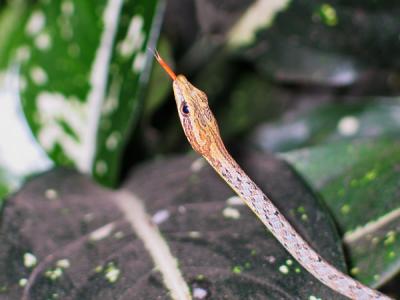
[92, 0, 165, 186]
[218, 74, 288, 139]
[0, 1, 30, 69]
[252, 41, 361, 86]
[240, 1, 400, 84]
[7, 0, 163, 186]
[282, 137, 400, 287]
[252, 100, 400, 152]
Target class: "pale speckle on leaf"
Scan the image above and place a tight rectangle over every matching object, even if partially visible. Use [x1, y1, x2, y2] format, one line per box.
[104, 263, 120, 283]
[364, 170, 377, 181]
[178, 205, 186, 214]
[23, 252, 37, 268]
[95, 160, 108, 175]
[350, 267, 359, 275]
[337, 116, 360, 136]
[83, 213, 95, 223]
[45, 188, 58, 200]
[106, 131, 121, 150]
[89, 223, 115, 241]
[18, 278, 28, 287]
[26, 10, 46, 36]
[222, 207, 240, 219]
[226, 195, 244, 206]
[384, 231, 396, 246]
[61, 0, 74, 16]
[279, 265, 289, 274]
[319, 3, 338, 26]
[117, 15, 144, 58]
[190, 157, 205, 172]
[30, 66, 48, 85]
[16, 46, 31, 62]
[132, 52, 146, 73]
[152, 209, 170, 225]
[189, 231, 201, 239]
[95, 265, 103, 273]
[266, 255, 276, 263]
[114, 231, 124, 239]
[35, 32, 52, 50]
[301, 213, 308, 221]
[45, 267, 63, 281]
[341, 204, 351, 215]
[232, 265, 242, 274]
[193, 287, 208, 299]
[56, 259, 70, 269]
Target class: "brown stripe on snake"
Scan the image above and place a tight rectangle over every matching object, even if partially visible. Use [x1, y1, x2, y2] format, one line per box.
[154, 51, 392, 300]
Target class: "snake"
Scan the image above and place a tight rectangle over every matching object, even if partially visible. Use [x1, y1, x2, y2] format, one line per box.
[153, 50, 392, 300]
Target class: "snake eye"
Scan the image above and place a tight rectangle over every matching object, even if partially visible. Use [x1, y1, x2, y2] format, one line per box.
[182, 103, 190, 115]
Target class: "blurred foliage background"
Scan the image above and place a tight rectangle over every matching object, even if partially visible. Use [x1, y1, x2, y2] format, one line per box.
[0, 0, 400, 297]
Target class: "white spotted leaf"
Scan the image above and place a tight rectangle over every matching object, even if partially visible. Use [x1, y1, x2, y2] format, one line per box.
[5, 0, 163, 186]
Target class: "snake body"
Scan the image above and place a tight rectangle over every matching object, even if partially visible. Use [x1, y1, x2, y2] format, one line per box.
[154, 52, 391, 300]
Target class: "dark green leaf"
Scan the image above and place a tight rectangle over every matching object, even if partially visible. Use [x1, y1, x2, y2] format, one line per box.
[282, 137, 400, 286]
[218, 74, 290, 139]
[252, 100, 400, 152]
[0, 152, 348, 299]
[240, 1, 400, 84]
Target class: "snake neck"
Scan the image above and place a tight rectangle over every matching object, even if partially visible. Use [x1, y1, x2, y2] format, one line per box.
[202, 142, 391, 300]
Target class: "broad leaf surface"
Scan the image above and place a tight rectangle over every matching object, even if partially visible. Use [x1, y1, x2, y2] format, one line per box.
[0, 152, 348, 299]
[282, 137, 400, 287]
[1, 0, 163, 187]
[240, 1, 400, 85]
[252, 100, 400, 153]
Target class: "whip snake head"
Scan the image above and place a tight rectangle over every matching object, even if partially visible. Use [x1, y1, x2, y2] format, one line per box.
[172, 75, 220, 156]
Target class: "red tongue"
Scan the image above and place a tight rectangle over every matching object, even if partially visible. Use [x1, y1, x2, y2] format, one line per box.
[151, 48, 177, 80]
